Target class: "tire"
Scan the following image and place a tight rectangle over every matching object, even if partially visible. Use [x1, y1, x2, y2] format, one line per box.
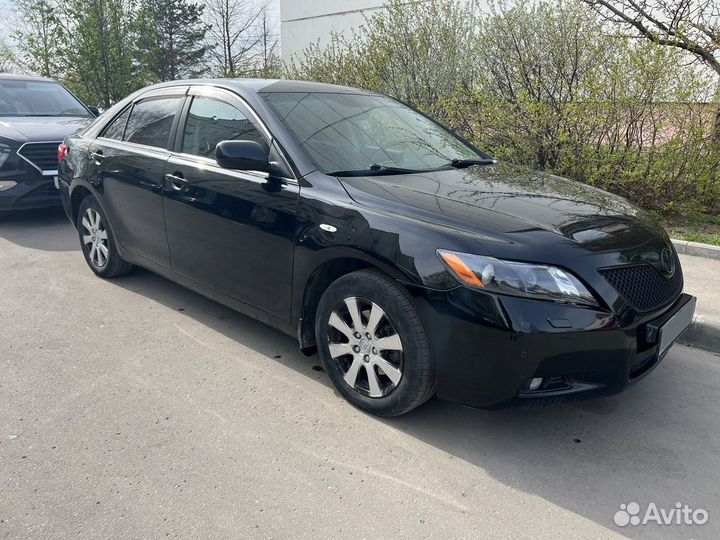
[315, 269, 436, 417]
[76, 195, 132, 278]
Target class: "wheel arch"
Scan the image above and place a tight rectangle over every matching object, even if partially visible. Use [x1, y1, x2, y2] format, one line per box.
[68, 178, 129, 261]
[70, 184, 93, 225]
[295, 253, 414, 354]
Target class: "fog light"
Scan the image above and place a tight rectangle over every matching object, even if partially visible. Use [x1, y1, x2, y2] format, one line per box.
[528, 377, 543, 391]
[0, 180, 17, 192]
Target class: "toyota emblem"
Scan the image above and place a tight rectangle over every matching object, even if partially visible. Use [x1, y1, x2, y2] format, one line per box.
[660, 248, 675, 276]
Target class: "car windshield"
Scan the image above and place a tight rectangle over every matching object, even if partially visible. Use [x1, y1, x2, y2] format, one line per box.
[262, 91, 490, 175]
[0, 79, 92, 117]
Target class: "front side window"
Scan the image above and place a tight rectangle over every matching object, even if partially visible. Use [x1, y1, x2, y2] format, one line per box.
[102, 107, 130, 141]
[0, 80, 92, 117]
[262, 92, 487, 174]
[182, 96, 268, 158]
[124, 97, 181, 149]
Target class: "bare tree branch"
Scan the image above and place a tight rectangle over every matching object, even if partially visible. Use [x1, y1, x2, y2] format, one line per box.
[582, 0, 720, 75]
[205, 0, 273, 76]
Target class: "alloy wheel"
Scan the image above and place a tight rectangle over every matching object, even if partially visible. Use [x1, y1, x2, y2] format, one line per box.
[327, 297, 404, 398]
[81, 208, 109, 268]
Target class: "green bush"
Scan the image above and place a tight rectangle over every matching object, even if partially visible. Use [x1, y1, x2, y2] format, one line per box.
[286, 0, 720, 217]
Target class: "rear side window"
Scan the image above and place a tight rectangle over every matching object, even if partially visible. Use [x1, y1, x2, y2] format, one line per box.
[182, 96, 268, 158]
[124, 97, 181, 149]
[101, 107, 130, 140]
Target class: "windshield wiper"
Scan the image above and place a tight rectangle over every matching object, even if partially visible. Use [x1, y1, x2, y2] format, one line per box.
[329, 158, 496, 176]
[446, 158, 496, 169]
[329, 164, 422, 177]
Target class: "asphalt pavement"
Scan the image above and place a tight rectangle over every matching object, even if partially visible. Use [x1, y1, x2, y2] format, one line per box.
[1, 208, 719, 540]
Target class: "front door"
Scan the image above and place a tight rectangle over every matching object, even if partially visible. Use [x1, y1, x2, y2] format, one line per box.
[163, 89, 298, 320]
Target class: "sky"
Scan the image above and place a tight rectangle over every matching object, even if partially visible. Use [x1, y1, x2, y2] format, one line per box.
[0, 0, 13, 42]
[0, 0, 282, 44]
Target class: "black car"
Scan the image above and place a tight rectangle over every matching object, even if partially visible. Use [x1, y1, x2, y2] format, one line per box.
[0, 74, 96, 211]
[58, 79, 696, 416]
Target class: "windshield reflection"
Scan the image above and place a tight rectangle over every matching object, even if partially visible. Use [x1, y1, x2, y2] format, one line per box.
[262, 91, 489, 174]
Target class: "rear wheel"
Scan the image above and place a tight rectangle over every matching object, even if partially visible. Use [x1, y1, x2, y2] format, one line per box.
[77, 196, 132, 278]
[315, 269, 436, 417]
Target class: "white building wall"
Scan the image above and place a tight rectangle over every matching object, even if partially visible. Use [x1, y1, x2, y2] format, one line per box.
[280, 1, 488, 64]
[280, 0, 392, 63]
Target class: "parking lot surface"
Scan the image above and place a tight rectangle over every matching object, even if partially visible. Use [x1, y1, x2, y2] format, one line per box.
[1, 208, 719, 539]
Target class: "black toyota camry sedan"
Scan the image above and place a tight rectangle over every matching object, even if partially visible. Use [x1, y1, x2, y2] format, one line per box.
[0, 74, 96, 211]
[58, 79, 696, 416]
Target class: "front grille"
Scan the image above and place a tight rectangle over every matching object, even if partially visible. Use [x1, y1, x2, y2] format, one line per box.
[17, 142, 61, 172]
[599, 256, 682, 312]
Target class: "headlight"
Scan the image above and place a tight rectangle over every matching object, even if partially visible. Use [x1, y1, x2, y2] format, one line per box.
[0, 143, 11, 169]
[438, 249, 598, 306]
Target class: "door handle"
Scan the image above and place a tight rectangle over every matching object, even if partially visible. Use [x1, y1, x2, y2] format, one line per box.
[91, 150, 104, 164]
[139, 179, 163, 193]
[164, 172, 187, 191]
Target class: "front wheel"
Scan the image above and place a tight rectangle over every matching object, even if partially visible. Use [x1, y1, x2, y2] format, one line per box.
[315, 269, 436, 417]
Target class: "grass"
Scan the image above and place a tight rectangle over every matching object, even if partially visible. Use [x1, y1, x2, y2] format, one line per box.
[664, 214, 720, 247]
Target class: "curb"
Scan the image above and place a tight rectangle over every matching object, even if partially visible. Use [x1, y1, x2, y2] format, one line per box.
[678, 315, 720, 353]
[672, 239, 720, 261]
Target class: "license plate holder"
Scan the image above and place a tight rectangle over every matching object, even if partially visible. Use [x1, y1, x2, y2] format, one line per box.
[656, 296, 696, 356]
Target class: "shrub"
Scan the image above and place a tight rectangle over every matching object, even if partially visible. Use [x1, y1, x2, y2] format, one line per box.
[286, 0, 720, 217]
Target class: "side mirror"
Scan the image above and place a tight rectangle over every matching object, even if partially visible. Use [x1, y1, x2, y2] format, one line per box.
[216, 140, 269, 172]
[88, 106, 100, 117]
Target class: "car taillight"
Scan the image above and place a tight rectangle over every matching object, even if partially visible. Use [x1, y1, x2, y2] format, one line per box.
[58, 143, 68, 163]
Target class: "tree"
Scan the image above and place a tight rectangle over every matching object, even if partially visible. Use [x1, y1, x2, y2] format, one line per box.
[137, 0, 211, 81]
[286, 0, 475, 118]
[205, 0, 267, 76]
[471, 0, 609, 168]
[12, 0, 66, 78]
[60, 0, 141, 107]
[251, 8, 281, 77]
[582, 0, 720, 136]
[0, 42, 17, 73]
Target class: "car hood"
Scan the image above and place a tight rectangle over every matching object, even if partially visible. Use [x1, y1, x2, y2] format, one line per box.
[0, 116, 92, 143]
[337, 162, 666, 255]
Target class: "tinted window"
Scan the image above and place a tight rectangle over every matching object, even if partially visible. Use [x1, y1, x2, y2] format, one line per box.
[262, 92, 486, 174]
[0, 80, 92, 117]
[102, 107, 130, 140]
[124, 97, 181, 149]
[182, 97, 268, 158]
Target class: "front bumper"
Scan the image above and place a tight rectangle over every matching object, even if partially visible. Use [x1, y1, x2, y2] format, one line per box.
[414, 286, 696, 408]
[0, 171, 60, 211]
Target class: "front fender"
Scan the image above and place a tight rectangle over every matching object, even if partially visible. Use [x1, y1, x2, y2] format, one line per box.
[291, 172, 495, 350]
[293, 172, 492, 294]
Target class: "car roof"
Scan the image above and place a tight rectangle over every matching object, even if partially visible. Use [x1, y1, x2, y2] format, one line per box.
[0, 73, 57, 83]
[142, 78, 377, 97]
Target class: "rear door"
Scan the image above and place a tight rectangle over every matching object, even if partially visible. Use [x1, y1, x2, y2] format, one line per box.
[163, 86, 299, 319]
[91, 87, 187, 267]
